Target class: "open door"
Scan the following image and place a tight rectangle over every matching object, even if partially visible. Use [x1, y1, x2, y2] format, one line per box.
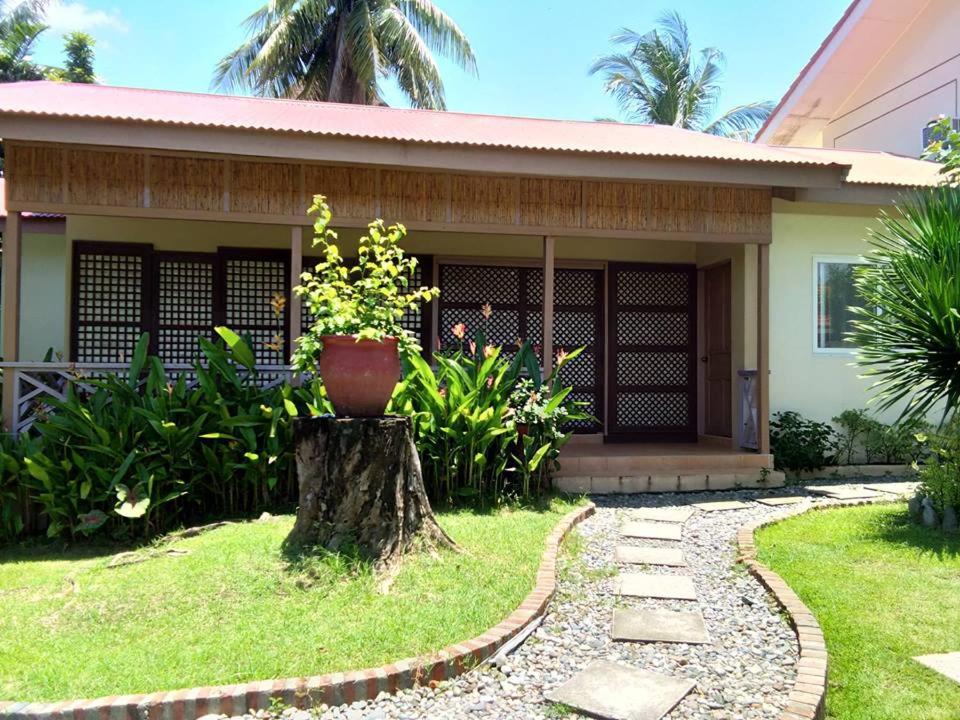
[701, 261, 732, 438]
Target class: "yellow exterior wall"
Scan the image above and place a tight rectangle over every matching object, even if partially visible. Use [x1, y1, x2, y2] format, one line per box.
[0, 230, 69, 361]
[769, 199, 889, 423]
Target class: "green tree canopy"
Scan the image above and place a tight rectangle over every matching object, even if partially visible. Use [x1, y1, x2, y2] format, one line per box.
[47, 31, 96, 83]
[214, 0, 476, 110]
[0, 0, 47, 82]
[589, 11, 773, 139]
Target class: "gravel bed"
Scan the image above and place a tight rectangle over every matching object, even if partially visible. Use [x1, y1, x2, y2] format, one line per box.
[216, 486, 905, 720]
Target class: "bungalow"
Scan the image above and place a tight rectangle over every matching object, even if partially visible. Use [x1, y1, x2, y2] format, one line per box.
[0, 81, 942, 488]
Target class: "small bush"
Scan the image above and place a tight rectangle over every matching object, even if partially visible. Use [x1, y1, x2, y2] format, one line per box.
[917, 420, 960, 515]
[770, 411, 836, 472]
[832, 409, 877, 465]
[864, 417, 928, 465]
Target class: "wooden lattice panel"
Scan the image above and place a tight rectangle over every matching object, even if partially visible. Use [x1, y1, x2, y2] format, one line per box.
[230, 161, 299, 216]
[155, 253, 216, 363]
[608, 263, 695, 439]
[710, 187, 771, 234]
[224, 252, 289, 365]
[451, 175, 517, 225]
[303, 165, 376, 219]
[151, 156, 224, 212]
[380, 170, 447, 223]
[5, 144, 63, 205]
[519, 178, 581, 228]
[72, 243, 148, 363]
[67, 149, 144, 207]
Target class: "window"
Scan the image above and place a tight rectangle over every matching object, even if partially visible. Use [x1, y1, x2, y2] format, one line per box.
[813, 257, 868, 353]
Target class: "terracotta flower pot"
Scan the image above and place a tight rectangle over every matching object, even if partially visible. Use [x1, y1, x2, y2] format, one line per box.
[318, 335, 400, 417]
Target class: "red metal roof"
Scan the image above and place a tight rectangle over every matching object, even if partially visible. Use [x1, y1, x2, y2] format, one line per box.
[0, 81, 842, 168]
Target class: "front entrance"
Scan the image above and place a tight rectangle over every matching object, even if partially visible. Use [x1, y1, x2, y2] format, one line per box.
[607, 263, 697, 442]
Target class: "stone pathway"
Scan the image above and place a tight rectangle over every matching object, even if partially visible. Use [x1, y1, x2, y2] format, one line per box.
[259, 478, 915, 720]
[914, 652, 960, 684]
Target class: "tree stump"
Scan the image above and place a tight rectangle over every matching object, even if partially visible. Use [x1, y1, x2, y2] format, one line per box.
[287, 416, 456, 565]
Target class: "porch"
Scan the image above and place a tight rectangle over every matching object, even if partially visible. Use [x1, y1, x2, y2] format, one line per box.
[0, 134, 775, 485]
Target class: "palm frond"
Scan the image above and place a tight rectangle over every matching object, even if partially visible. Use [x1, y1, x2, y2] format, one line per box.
[702, 101, 774, 139]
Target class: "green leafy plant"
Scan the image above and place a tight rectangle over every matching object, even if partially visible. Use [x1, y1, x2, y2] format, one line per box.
[917, 419, 960, 516]
[770, 411, 836, 473]
[293, 195, 439, 371]
[832, 409, 878, 465]
[863, 417, 929, 465]
[922, 116, 960, 183]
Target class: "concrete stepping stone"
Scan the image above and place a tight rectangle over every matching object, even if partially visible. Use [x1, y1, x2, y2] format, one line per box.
[633, 506, 696, 523]
[865, 482, 919, 496]
[612, 607, 710, 644]
[614, 545, 686, 566]
[756, 496, 806, 507]
[914, 652, 960, 684]
[618, 572, 697, 600]
[621, 520, 682, 541]
[545, 659, 695, 720]
[691, 499, 752, 512]
[808, 486, 883, 500]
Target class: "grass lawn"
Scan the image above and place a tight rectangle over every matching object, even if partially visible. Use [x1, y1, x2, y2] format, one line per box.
[756, 503, 960, 720]
[0, 497, 581, 702]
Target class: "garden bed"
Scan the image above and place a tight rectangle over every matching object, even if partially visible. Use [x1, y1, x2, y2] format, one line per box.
[0, 498, 583, 704]
[756, 503, 960, 720]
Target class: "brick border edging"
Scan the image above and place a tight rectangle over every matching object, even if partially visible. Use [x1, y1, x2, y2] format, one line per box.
[0, 503, 596, 720]
[736, 496, 898, 720]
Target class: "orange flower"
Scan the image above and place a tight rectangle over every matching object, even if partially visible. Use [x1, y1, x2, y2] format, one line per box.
[483, 344, 496, 358]
[270, 292, 287, 318]
[481, 302, 492, 319]
[556, 348, 569, 365]
[452, 322, 467, 340]
[468, 340, 477, 355]
[438, 387, 447, 397]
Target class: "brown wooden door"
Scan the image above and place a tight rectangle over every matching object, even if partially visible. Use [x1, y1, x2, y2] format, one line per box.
[607, 263, 697, 442]
[702, 262, 732, 437]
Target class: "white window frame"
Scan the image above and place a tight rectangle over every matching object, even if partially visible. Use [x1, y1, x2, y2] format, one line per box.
[811, 255, 869, 355]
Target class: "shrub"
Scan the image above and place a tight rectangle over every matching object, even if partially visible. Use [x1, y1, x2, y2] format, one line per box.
[770, 411, 836, 472]
[863, 417, 928, 465]
[917, 419, 960, 515]
[391, 325, 586, 506]
[0, 330, 329, 541]
[832, 409, 878, 465]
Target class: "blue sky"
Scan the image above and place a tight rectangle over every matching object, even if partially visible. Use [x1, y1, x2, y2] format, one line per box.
[31, 0, 846, 122]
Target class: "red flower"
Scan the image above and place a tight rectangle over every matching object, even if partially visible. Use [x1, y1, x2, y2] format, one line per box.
[468, 340, 477, 355]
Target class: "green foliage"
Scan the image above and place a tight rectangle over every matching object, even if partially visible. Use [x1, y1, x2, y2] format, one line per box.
[832, 409, 876, 465]
[0, 330, 331, 541]
[850, 186, 960, 423]
[832, 409, 927, 465]
[213, 0, 476, 110]
[589, 11, 773, 139]
[0, 0, 47, 82]
[917, 420, 960, 515]
[770, 411, 836, 472]
[391, 325, 585, 506]
[293, 196, 439, 369]
[921, 116, 960, 183]
[46, 31, 96, 83]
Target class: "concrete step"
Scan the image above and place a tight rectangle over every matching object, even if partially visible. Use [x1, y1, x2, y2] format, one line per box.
[554, 469, 785, 495]
[555, 450, 773, 478]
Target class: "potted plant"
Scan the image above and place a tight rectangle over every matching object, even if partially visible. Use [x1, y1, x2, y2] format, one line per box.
[293, 195, 438, 416]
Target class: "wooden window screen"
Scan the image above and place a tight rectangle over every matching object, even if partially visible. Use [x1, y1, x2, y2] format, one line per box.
[71, 242, 152, 363]
[222, 248, 290, 366]
[607, 263, 697, 441]
[154, 252, 220, 365]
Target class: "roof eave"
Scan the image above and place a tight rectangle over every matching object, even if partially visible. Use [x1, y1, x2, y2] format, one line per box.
[0, 114, 850, 190]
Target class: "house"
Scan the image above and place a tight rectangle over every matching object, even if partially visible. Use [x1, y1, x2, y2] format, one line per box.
[0, 81, 942, 490]
[757, 0, 960, 155]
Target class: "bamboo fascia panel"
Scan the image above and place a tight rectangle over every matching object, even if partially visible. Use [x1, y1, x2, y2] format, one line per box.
[5, 142, 772, 241]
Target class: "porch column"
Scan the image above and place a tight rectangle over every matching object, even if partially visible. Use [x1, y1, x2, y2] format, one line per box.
[2, 211, 22, 432]
[757, 242, 770, 454]
[542, 235, 555, 376]
[289, 226, 303, 366]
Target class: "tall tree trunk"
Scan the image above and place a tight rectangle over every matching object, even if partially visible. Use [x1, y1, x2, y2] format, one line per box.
[287, 416, 456, 566]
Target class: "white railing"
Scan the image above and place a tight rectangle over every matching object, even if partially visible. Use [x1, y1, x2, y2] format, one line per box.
[738, 369, 759, 450]
[0, 362, 295, 436]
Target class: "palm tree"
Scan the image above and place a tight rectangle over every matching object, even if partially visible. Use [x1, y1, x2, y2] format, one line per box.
[214, 0, 476, 110]
[590, 11, 773, 140]
[0, 0, 48, 82]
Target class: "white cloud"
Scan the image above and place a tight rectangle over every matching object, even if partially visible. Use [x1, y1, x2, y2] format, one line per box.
[40, 1, 129, 36]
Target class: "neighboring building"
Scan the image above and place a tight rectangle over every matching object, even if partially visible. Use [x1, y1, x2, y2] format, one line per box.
[757, 0, 960, 156]
[0, 81, 943, 487]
